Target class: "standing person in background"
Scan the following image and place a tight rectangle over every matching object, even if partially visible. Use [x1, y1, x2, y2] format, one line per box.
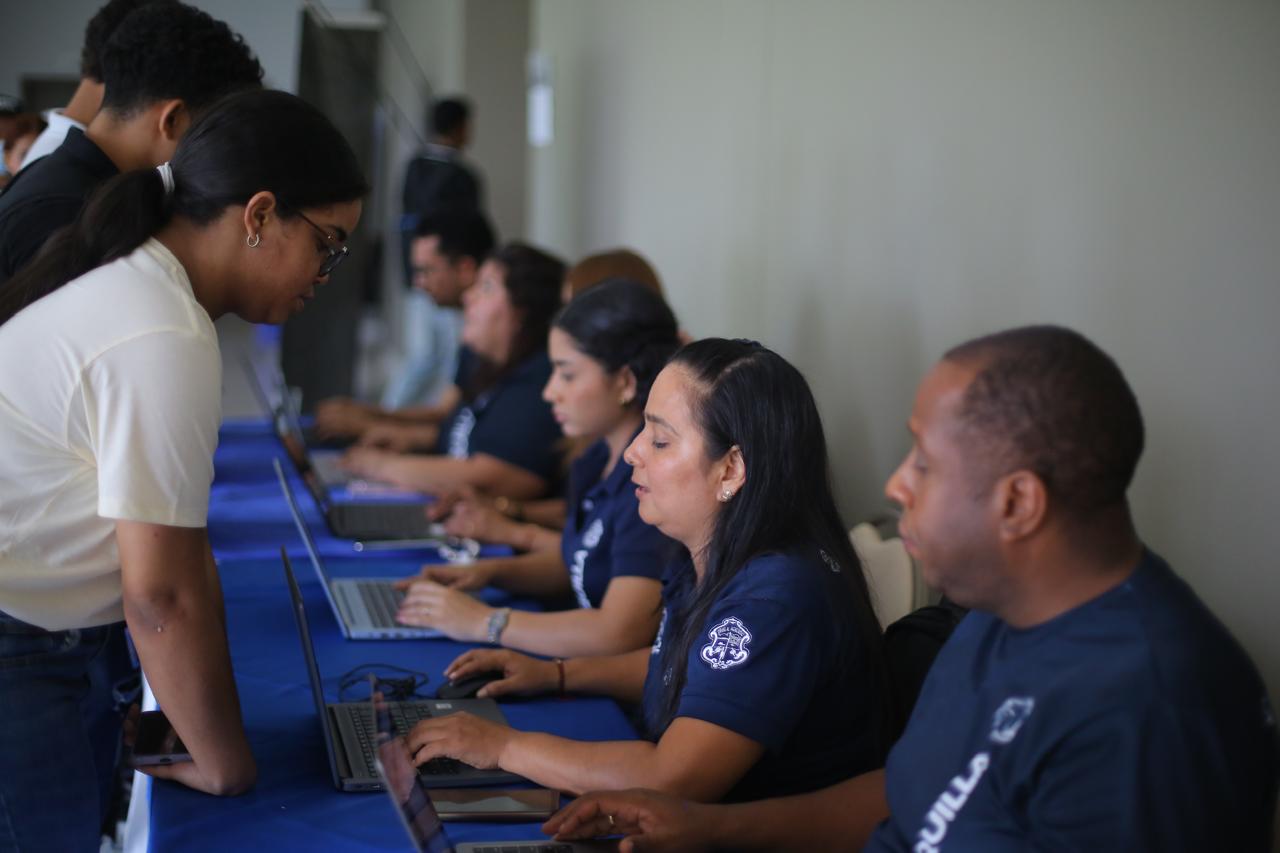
[18, 0, 169, 171]
[0, 89, 367, 850]
[0, 0, 263, 288]
[384, 96, 487, 410]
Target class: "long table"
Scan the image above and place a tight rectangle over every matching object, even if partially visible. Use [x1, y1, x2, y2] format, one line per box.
[139, 419, 638, 850]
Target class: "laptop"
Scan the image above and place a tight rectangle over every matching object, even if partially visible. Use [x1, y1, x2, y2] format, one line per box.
[270, 424, 475, 546]
[276, 458, 457, 640]
[372, 692, 617, 852]
[281, 548, 524, 792]
[246, 357, 461, 544]
[239, 353, 355, 479]
[241, 351, 355, 451]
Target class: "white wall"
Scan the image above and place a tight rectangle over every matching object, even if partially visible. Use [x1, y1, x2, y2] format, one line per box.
[529, 0, 1280, 714]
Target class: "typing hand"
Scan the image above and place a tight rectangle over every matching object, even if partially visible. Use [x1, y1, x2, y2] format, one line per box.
[396, 580, 490, 642]
[444, 649, 559, 699]
[426, 485, 480, 521]
[339, 446, 394, 481]
[544, 789, 716, 853]
[400, 561, 494, 591]
[405, 712, 511, 771]
[357, 422, 438, 452]
[441, 500, 512, 542]
[356, 423, 416, 452]
[314, 397, 376, 437]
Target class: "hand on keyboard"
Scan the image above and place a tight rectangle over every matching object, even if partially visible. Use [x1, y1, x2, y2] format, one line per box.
[405, 711, 514, 772]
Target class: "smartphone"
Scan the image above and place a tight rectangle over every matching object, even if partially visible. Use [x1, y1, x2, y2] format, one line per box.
[130, 710, 192, 767]
[428, 788, 560, 821]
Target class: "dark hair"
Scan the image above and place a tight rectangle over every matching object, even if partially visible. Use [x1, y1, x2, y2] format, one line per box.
[553, 278, 680, 411]
[98, 2, 263, 117]
[431, 97, 471, 137]
[0, 89, 367, 327]
[654, 339, 893, 752]
[3, 113, 46, 146]
[464, 242, 565, 399]
[944, 325, 1145, 513]
[81, 0, 171, 82]
[414, 209, 495, 264]
[564, 248, 664, 299]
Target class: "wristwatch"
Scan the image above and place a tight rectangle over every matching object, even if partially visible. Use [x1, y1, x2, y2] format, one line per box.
[486, 607, 511, 644]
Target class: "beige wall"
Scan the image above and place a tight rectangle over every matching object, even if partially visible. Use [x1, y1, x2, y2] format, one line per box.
[528, 0, 1280, 715]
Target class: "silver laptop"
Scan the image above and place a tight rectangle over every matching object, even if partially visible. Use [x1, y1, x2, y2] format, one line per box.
[281, 549, 524, 792]
[238, 352, 361, 485]
[275, 458, 451, 640]
[371, 693, 617, 852]
[270, 361, 363, 489]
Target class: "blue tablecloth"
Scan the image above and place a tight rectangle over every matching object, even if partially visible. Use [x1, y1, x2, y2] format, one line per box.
[146, 419, 638, 850]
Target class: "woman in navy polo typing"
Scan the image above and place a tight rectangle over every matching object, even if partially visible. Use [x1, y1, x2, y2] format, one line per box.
[401, 339, 893, 803]
[341, 243, 565, 500]
[392, 279, 680, 656]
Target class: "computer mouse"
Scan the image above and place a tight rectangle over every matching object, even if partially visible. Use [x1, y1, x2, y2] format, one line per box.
[435, 671, 504, 700]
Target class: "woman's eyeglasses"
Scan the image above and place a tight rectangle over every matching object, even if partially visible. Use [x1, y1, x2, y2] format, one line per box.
[296, 211, 349, 277]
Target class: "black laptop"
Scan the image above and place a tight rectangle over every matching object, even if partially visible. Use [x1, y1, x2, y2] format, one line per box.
[281, 548, 522, 791]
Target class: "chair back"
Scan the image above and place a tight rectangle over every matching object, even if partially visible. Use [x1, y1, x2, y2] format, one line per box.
[850, 522, 915, 630]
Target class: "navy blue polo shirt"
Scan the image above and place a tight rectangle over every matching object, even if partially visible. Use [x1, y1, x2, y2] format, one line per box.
[641, 547, 887, 802]
[435, 349, 561, 485]
[559, 437, 669, 609]
[865, 550, 1280, 852]
[0, 128, 118, 288]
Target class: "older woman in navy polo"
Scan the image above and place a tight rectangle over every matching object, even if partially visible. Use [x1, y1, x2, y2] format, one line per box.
[394, 280, 681, 657]
[401, 340, 893, 804]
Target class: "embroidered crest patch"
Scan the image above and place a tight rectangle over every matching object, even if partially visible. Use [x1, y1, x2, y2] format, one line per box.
[989, 697, 1035, 744]
[699, 617, 752, 671]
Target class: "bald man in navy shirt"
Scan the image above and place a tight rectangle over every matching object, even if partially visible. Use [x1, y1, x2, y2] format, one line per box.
[547, 325, 1279, 852]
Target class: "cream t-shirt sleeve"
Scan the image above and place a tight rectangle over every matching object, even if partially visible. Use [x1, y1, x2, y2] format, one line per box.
[84, 328, 221, 527]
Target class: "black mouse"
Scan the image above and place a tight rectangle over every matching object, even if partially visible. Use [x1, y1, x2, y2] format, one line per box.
[435, 670, 504, 700]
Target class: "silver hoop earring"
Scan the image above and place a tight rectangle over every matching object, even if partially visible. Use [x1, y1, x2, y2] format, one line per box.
[246, 233, 261, 248]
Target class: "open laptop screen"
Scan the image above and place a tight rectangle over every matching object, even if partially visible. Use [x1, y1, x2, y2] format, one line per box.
[373, 690, 455, 853]
[274, 458, 345, 591]
[280, 548, 346, 790]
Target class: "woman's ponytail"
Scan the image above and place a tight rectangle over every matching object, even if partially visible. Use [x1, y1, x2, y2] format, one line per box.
[0, 167, 171, 326]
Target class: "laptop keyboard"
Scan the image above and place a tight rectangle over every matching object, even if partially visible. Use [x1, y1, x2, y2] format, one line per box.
[349, 703, 468, 777]
[357, 581, 403, 628]
[333, 503, 434, 538]
[310, 454, 349, 484]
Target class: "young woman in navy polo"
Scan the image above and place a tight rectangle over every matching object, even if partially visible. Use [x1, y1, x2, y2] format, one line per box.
[393, 280, 681, 657]
[340, 243, 565, 499]
[402, 339, 893, 803]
